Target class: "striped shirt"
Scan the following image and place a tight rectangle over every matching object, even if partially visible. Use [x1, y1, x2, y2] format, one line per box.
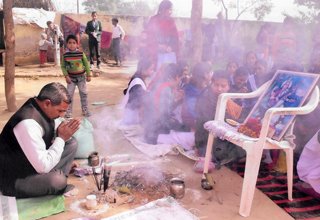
[61, 50, 91, 77]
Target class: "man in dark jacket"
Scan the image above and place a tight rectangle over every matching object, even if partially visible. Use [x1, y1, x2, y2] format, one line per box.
[85, 11, 102, 69]
[0, 82, 80, 198]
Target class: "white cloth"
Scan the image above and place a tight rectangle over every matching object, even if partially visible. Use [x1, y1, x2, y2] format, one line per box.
[120, 78, 146, 107]
[102, 197, 199, 220]
[13, 119, 65, 174]
[119, 78, 146, 126]
[92, 21, 97, 28]
[157, 130, 195, 151]
[39, 39, 53, 50]
[248, 74, 257, 91]
[12, 8, 55, 28]
[118, 124, 175, 158]
[204, 120, 258, 143]
[45, 24, 63, 41]
[156, 52, 177, 71]
[0, 195, 18, 220]
[297, 130, 320, 193]
[112, 24, 125, 39]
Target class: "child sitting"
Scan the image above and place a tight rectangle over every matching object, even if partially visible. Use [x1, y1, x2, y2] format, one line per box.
[195, 70, 244, 164]
[38, 33, 53, 67]
[254, 59, 273, 88]
[181, 62, 213, 130]
[230, 66, 254, 121]
[143, 63, 185, 144]
[120, 59, 155, 126]
[244, 51, 258, 90]
[226, 60, 239, 85]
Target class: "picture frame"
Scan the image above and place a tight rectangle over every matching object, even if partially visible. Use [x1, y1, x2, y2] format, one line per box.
[243, 70, 320, 141]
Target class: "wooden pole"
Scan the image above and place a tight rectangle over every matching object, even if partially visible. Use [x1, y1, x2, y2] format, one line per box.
[77, 0, 79, 14]
[3, 0, 17, 111]
[54, 34, 60, 66]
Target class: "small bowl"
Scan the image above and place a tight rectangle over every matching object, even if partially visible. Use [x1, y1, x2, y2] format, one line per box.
[170, 178, 185, 199]
[85, 194, 97, 210]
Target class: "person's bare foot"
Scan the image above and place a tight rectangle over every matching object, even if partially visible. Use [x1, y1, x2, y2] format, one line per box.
[93, 72, 100, 77]
[70, 160, 79, 174]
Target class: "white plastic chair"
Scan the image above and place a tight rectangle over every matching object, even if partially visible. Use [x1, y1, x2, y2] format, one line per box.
[202, 80, 320, 217]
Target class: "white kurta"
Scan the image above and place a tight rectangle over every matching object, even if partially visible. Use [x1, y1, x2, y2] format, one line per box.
[119, 77, 146, 126]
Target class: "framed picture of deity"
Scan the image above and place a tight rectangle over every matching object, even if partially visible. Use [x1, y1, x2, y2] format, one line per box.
[241, 70, 319, 141]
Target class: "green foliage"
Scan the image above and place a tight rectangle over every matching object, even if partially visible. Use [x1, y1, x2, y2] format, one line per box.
[294, 0, 320, 23]
[253, 3, 272, 21]
[211, 0, 273, 21]
[82, 0, 155, 16]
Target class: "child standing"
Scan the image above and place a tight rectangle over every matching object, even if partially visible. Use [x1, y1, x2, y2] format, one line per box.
[62, 34, 92, 118]
[38, 33, 53, 67]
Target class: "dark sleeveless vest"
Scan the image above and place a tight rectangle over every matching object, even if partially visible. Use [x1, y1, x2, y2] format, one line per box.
[0, 98, 55, 196]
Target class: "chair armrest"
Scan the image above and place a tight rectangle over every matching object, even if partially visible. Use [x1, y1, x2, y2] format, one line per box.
[259, 86, 319, 140]
[215, 81, 271, 121]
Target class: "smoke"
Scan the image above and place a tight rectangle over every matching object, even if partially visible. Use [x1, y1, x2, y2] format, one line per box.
[92, 0, 320, 170]
[89, 105, 123, 155]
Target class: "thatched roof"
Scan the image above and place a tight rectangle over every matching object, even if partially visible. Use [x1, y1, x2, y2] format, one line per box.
[13, 0, 56, 11]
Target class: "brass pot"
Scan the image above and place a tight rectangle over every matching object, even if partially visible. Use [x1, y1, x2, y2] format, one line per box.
[88, 151, 99, 167]
[170, 177, 185, 199]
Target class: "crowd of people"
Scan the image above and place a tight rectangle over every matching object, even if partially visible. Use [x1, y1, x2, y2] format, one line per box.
[2, 0, 320, 200]
[120, 0, 320, 192]
[39, 11, 126, 69]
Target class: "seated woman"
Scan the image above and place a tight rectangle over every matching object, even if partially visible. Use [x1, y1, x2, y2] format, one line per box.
[143, 63, 185, 144]
[119, 59, 155, 126]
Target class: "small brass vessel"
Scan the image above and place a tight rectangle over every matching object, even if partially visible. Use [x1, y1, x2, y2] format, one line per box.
[170, 177, 185, 199]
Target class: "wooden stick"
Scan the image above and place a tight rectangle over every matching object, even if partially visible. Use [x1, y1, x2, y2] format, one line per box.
[103, 167, 111, 192]
[92, 167, 100, 191]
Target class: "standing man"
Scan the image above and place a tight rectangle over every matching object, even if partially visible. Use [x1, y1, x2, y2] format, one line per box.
[46, 21, 64, 48]
[46, 21, 65, 64]
[111, 18, 125, 67]
[0, 82, 81, 198]
[85, 11, 102, 69]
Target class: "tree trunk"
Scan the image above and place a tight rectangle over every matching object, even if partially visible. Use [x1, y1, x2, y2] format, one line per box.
[190, 0, 203, 66]
[3, 0, 17, 112]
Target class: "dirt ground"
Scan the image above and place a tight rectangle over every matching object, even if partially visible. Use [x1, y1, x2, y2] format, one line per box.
[0, 62, 294, 220]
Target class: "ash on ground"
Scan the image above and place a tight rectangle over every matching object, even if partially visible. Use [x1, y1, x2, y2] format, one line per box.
[110, 166, 176, 204]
